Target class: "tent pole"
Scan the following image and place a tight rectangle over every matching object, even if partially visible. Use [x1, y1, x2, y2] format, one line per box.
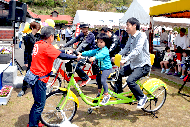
[149, 20, 153, 54]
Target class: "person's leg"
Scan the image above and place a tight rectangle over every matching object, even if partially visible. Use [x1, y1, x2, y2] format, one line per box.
[100, 69, 112, 105]
[96, 73, 102, 96]
[29, 80, 46, 127]
[115, 65, 132, 93]
[160, 61, 164, 68]
[164, 61, 170, 73]
[160, 61, 165, 73]
[180, 65, 186, 79]
[164, 61, 169, 69]
[178, 64, 182, 76]
[19, 41, 22, 49]
[66, 37, 68, 43]
[127, 65, 150, 101]
[17, 58, 32, 97]
[75, 59, 90, 86]
[101, 69, 112, 93]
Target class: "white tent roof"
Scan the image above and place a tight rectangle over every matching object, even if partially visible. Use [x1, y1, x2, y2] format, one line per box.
[73, 10, 124, 26]
[152, 17, 190, 28]
[121, 0, 163, 25]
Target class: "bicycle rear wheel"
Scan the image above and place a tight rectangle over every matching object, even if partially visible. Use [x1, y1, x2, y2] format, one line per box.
[41, 90, 77, 127]
[142, 86, 167, 113]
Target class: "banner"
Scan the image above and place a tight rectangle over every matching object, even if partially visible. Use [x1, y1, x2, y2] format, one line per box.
[74, 23, 80, 46]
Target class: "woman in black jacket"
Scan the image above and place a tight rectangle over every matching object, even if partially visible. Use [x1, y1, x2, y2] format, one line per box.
[17, 21, 41, 97]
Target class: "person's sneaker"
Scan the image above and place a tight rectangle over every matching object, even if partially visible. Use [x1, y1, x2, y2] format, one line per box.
[180, 75, 186, 79]
[137, 95, 147, 109]
[27, 123, 44, 127]
[96, 93, 100, 98]
[161, 69, 165, 73]
[167, 72, 172, 75]
[173, 72, 178, 76]
[165, 69, 170, 74]
[17, 90, 25, 97]
[80, 78, 91, 87]
[38, 123, 45, 127]
[100, 94, 111, 105]
[177, 72, 182, 77]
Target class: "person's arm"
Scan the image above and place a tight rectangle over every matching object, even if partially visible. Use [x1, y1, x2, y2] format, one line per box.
[118, 39, 130, 56]
[63, 38, 78, 47]
[76, 33, 95, 52]
[183, 37, 187, 50]
[82, 48, 97, 57]
[58, 52, 77, 60]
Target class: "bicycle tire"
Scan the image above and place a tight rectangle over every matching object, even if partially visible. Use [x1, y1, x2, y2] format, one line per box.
[109, 77, 128, 90]
[142, 86, 167, 113]
[41, 90, 77, 127]
[46, 75, 62, 93]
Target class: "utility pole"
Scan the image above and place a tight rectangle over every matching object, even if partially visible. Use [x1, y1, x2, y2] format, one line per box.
[63, 0, 66, 15]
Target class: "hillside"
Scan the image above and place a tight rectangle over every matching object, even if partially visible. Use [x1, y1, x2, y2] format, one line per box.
[19, 0, 133, 17]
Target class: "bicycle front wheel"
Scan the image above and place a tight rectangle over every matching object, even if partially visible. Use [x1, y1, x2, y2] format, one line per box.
[142, 86, 167, 113]
[41, 90, 77, 127]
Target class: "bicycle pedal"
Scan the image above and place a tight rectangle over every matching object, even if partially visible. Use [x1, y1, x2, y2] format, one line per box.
[110, 97, 116, 101]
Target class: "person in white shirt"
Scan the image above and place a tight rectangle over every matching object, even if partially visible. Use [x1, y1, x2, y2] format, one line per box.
[160, 28, 168, 47]
[61, 28, 65, 40]
[174, 28, 188, 50]
[65, 26, 72, 43]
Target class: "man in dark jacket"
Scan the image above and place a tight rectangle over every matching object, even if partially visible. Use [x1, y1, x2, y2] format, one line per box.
[63, 23, 96, 87]
[101, 27, 121, 59]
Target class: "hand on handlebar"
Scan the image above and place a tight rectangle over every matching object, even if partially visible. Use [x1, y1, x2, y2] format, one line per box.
[67, 50, 73, 55]
[25, 64, 28, 67]
[78, 52, 82, 56]
[120, 60, 126, 66]
[76, 56, 82, 61]
[89, 57, 96, 63]
[111, 57, 115, 63]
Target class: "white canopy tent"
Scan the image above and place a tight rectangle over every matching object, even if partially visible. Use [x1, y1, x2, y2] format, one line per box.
[121, 0, 164, 25]
[73, 10, 124, 27]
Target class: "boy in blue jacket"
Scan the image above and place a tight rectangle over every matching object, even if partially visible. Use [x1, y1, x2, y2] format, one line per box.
[79, 33, 112, 105]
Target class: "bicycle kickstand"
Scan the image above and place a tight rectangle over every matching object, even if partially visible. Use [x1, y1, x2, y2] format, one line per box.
[151, 111, 158, 118]
[178, 81, 186, 94]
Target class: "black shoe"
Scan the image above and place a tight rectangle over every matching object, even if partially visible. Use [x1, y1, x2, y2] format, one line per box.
[17, 90, 25, 97]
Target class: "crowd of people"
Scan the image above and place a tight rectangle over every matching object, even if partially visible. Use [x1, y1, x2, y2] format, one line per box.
[159, 28, 190, 80]
[16, 17, 153, 127]
[15, 15, 190, 126]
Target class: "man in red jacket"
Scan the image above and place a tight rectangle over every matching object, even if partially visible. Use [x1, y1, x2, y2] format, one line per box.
[28, 26, 81, 127]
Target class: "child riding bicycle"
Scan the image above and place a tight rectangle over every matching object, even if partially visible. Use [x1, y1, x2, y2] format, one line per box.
[79, 33, 112, 105]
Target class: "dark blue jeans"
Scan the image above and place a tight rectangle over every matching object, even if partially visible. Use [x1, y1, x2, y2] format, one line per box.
[29, 80, 47, 127]
[115, 64, 150, 100]
[96, 68, 112, 93]
[19, 41, 22, 48]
